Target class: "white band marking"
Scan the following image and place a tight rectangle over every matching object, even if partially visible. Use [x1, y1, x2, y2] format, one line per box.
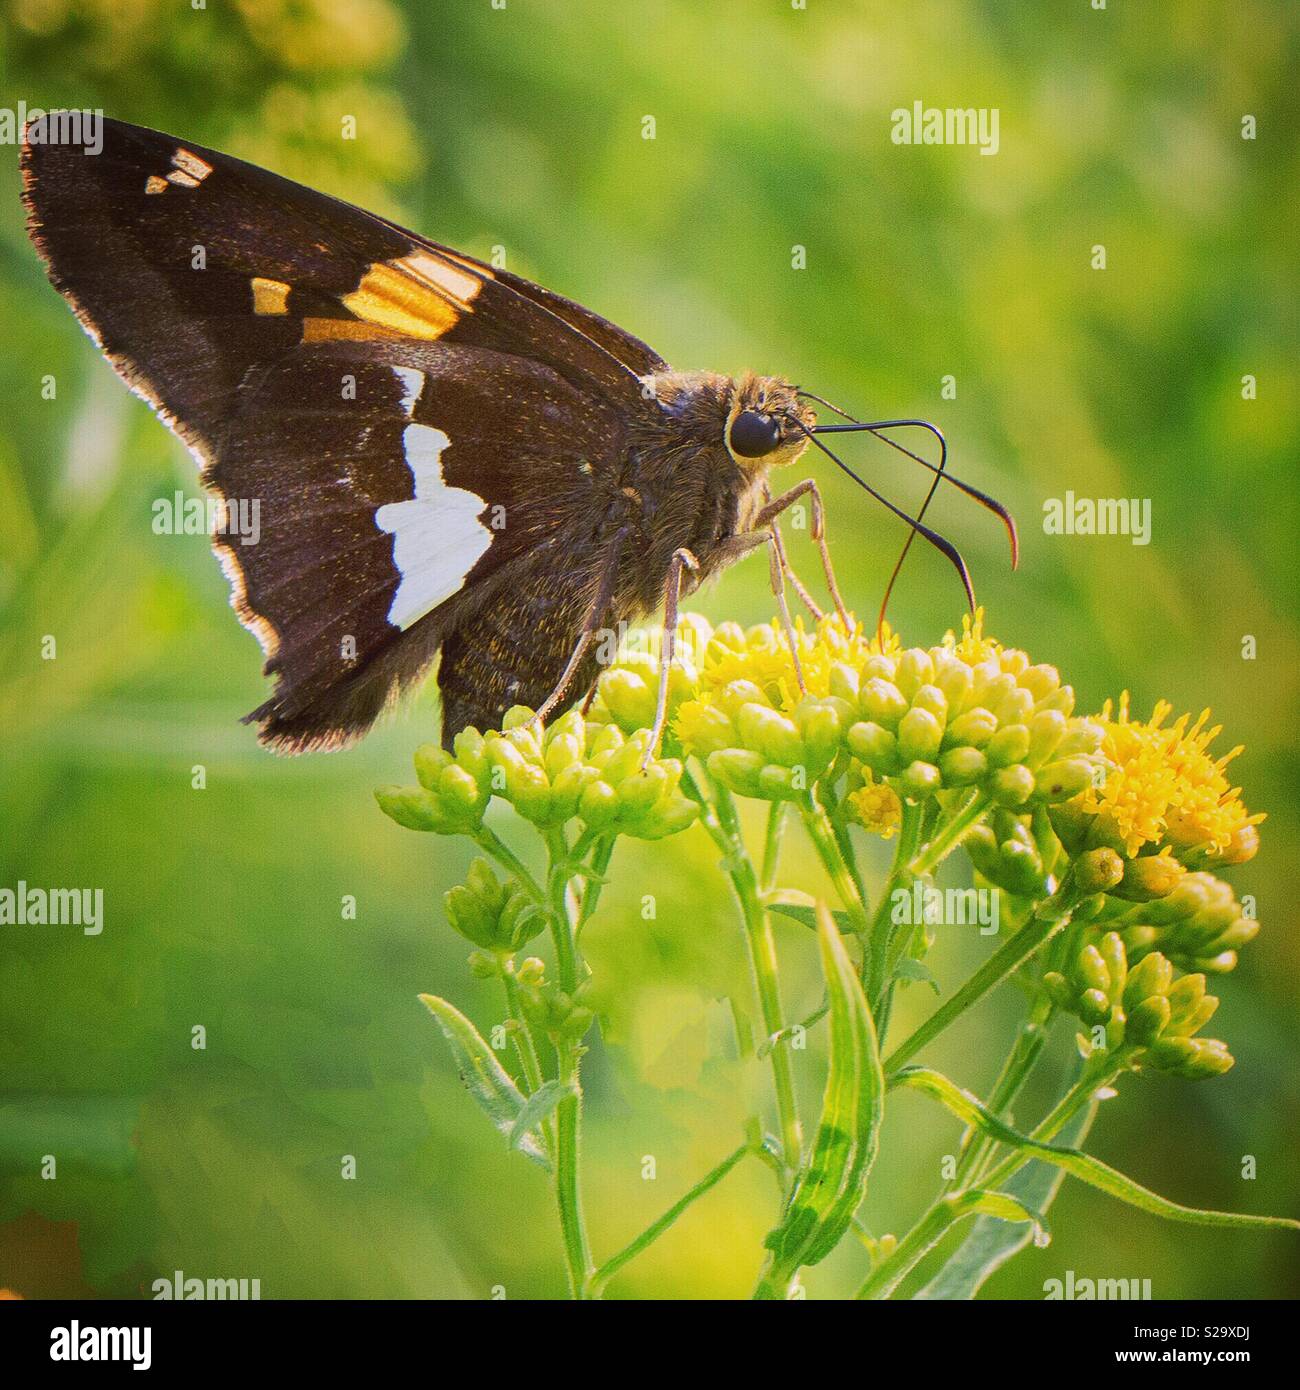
[375, 424, 492, 630]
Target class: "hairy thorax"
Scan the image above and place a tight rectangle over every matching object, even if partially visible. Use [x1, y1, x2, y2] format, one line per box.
[612, 370, 814, 610]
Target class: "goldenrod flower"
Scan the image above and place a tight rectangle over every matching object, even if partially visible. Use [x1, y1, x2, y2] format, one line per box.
[1072, 695, 1264, 862]
[666, 607, 1107, 812]
[445, 859, 546, 953]
[842, 609, 1104, 808]
[1043, 930, 1233, 1078]
[844, 773, 903, 839]
[1095, 870, 1258, 974]
[377, 709, 698, 840]
[699, 612, 896, 710]
[587, 614, 709, 736]
[963, 811, 1055, 897]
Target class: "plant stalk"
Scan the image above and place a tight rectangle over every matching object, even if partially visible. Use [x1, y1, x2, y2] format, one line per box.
[883, 880, 1081, 1075]
[907, 790, 992, 878]
[545, 834, 595, 1299]
[710, 784, 803, 1170]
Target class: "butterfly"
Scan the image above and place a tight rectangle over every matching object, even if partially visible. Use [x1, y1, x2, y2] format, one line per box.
[21, 117, 1016, 754]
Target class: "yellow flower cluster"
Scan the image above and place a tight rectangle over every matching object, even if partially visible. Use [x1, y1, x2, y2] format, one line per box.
[1067, 695, 1264, 864]
[397, 607, 1264, 894]
[665, 608, 1107, 810]
[697, 613, 897, 709]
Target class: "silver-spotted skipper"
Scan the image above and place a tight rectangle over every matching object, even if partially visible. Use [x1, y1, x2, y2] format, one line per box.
[21, 117, 1016, 753]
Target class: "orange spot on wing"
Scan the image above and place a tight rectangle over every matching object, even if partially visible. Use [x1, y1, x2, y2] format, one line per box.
[251, 277, 290, 315]
[337, 251, 487, 341]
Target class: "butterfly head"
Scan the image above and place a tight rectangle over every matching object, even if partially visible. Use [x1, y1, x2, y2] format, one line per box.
[724, 371, 817, 470]
[643, 369, 815, 472]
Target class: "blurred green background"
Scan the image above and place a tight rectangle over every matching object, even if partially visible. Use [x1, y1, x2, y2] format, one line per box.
[1, 0, 1296, 1299]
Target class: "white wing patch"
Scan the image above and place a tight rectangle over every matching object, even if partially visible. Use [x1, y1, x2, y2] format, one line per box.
[392, 366, 424, 417]
[375, 424, 492, 630]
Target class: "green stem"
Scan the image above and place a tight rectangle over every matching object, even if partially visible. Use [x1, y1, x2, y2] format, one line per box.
[818, 758, 867, 897]
[907, 790, 992, 878]
[473, 824, 547, 906]
[545, 836, 595, 1299]
[502, 972, 546, 1095]
[553, 1043, 592, 1298]
[978, 1059, 1126, 1193]
[859, 1058, 1123, 1299]
[681, 770, 791, 1180]
[761, 802, 786, 893]
[883, 879, 1080, 1075]
[948, 993, 1054, 1191]
[714, 785, 803, 1170]
[575, 834, 615, 945]
[799, 793, 872, 939]
[854, 1191, 990, 1299]
[869, 801, 925, 1013]
[502, 970, 554, 1161]
[762, 996, 829, 1055]
[753, 1252, 802, 1301]
[585, 1143, 756, 1296]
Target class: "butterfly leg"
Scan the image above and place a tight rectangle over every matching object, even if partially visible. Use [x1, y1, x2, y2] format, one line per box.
[642, 546, 700, 768]
[762, 527, 809, 697]
[523, 528, 627, 734]
[754, 479, 852, 629]
[695, 525, 806, 711]
[763, 484, 825, 622]
[706, 527, 810, 702]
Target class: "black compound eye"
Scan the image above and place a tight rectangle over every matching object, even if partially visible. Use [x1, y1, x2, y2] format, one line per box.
[729, 409, 782, 458]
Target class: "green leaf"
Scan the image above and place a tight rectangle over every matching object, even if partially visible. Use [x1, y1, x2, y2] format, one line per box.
[768, 903, 855, 935]
[507, 1079, 574, 1154]
[418, 993, 549, 1169]
[896, 1067, 1300, 1235]
[916, 1097, 1094, 1300]
[955, 1189, 1049, 1238]
[760, 904, 884, 1287]
[757, 996, 829, 1058]
[892, 958, 941, 994]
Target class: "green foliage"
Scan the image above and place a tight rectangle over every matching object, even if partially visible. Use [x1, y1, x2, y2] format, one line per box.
[757, 906, 883, 1294]
[417, 994, 550, 1170]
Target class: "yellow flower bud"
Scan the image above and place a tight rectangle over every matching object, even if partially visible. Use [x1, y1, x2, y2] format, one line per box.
[1074, 847, 1125, 895]
[1111, 853, 1185, 902]
[1033, 758, 1096, 803]
[860, 678, 908, 729]
[898, 707, 944, 763]
[987, 724, 1032, 768]
[991, 764, 1035, 807]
